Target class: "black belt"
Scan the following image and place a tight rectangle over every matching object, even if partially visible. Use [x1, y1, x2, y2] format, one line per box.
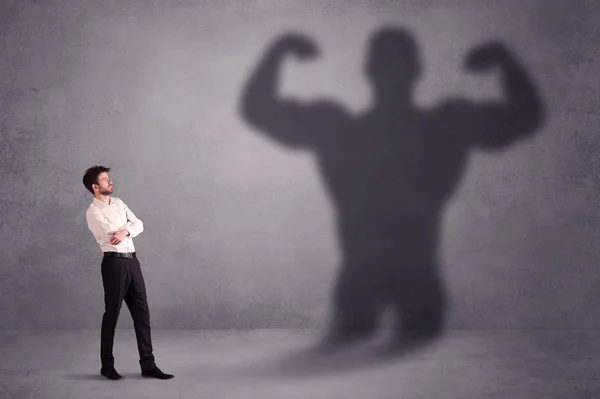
[104, 251, 136, 259]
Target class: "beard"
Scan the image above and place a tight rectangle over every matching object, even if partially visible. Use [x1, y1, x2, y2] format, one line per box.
[99, 187, 113, 195]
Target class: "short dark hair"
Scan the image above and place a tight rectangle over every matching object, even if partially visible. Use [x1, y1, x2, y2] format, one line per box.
[82, 165, 110, 194]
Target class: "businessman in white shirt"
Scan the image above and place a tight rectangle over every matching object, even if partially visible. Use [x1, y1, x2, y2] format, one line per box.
[83, 165, 173, 380]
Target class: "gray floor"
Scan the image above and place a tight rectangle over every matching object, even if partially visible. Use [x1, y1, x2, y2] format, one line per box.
[1, 329, 599, 399]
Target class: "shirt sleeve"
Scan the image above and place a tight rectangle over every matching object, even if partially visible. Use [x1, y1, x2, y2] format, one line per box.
[86, 207, 119, 242]
[119, 199, 144, 238]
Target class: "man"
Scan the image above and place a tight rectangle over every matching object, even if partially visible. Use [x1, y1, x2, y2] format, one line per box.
[83, 165, 174, 380]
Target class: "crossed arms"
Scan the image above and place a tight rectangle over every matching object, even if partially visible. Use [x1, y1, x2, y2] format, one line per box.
[86, 199, 144, 246]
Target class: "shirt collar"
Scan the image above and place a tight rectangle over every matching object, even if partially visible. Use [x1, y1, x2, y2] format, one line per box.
[92, 197, 112, 209]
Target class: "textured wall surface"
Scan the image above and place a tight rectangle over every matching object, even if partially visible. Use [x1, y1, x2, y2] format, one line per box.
[1, 0, 599, 329]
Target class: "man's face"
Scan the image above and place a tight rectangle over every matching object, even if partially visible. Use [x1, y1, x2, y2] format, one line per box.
[93, 172, 113, 195]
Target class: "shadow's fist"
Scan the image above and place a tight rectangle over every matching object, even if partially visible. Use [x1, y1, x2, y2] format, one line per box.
[464, 41, 512, 72]
[277, 33, 319, 60]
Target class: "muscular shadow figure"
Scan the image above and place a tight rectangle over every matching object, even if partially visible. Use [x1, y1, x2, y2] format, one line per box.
[240, 28, 544, 351]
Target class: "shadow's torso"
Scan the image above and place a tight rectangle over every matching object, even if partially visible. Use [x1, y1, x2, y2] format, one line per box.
[315, 108, 472, 265]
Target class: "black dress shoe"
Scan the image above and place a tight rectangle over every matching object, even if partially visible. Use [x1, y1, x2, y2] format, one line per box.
[100, 367, 123, 380]
[141, 366, 174, 380]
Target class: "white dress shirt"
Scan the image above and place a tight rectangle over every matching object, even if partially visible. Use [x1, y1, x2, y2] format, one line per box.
[86, 196, 144, 253]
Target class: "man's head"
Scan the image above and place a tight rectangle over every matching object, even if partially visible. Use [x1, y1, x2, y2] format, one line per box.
[83, 165, 113, 196]
[365, 27, 421, 97]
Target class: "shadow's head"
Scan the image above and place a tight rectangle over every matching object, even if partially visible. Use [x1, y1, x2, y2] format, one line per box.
[365, 27, 421, 99]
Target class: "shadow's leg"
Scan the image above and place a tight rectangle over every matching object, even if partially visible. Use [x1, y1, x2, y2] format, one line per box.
[385, 263, 446, 356]
[397, 268, 446, 337]
[325, 258, 384, 347]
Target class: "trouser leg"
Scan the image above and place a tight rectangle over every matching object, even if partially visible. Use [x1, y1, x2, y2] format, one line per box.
[100, 257, 130, 369]
[124, 257, 155, 370]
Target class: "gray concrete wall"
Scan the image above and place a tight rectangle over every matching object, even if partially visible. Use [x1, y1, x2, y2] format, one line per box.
[1, 0, 599, 329]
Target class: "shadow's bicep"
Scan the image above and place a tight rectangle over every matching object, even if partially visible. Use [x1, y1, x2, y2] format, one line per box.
[244, 100, 345, 149]
[441, 100, 531, 151]
[472, 102, 539, 151]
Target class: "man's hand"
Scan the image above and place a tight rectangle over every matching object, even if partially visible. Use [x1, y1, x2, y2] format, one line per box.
[108, 230, 129, 246]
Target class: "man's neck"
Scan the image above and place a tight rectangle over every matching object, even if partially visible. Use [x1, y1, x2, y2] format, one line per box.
[94, 194, 111, 204]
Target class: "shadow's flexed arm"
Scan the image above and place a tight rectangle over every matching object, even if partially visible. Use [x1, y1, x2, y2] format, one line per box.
[443, 42, 545, 151]
[240, 33, 346, 149]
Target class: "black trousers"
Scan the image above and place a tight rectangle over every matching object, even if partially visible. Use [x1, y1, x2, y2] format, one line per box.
[100, 254, 155, 370]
